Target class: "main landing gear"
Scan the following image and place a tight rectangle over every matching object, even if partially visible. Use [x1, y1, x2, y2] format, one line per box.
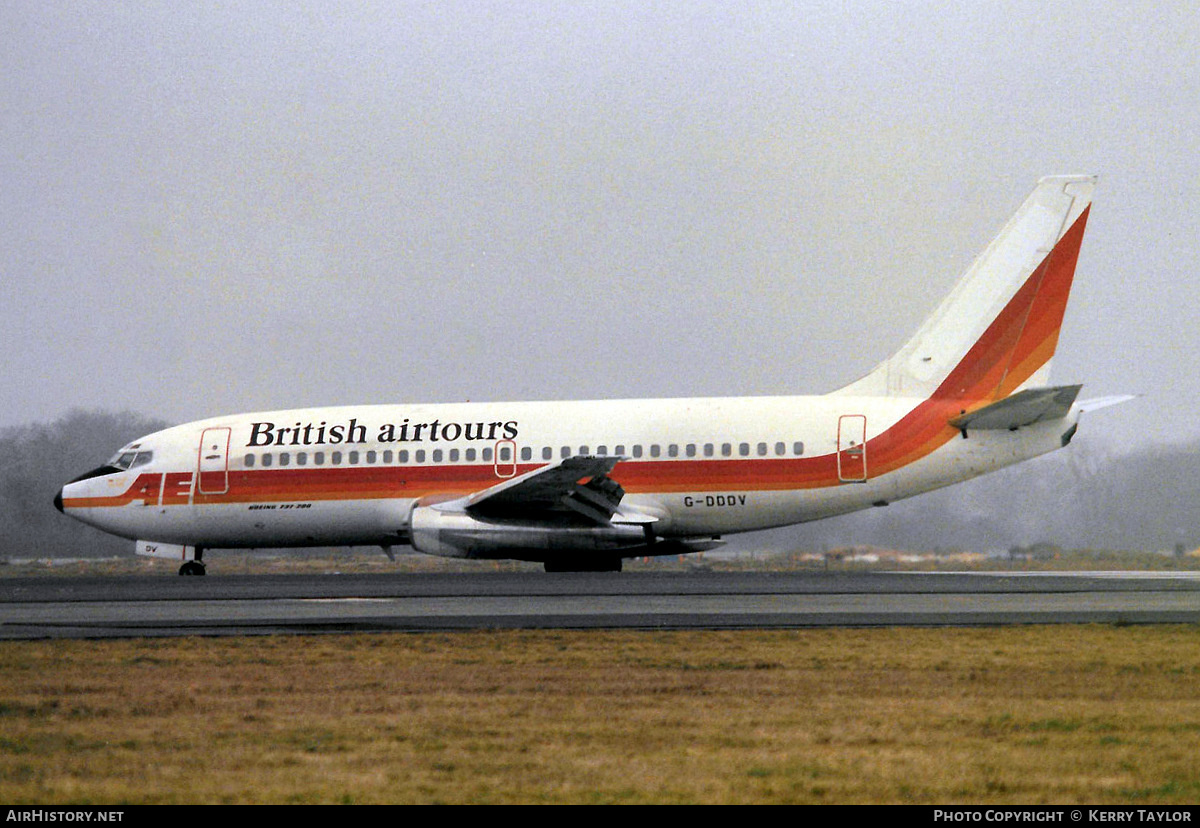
[179, 547, 206, 576]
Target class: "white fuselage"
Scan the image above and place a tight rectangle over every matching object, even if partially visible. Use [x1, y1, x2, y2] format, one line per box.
[58, 393, 1075, 556]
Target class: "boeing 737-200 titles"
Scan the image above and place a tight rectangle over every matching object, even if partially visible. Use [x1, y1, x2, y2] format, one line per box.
[56, 176, 1128, 574]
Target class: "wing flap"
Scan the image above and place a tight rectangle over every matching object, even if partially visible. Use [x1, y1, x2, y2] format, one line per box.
[465, 455, 627, 524]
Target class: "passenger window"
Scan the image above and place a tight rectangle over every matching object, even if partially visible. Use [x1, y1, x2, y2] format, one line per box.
[499, 446, 511, 462]
[314, 451, 325, 465]
[542, 447, 552, 461]
[297, 452, 307, 466]
[739, 443, 750, 457]
[279, 453, 290, 467]
[466, 448, 476, 462]
[757, 442, 768, 456]
[632, 445, 643, 458]
[775, 442, 786, 456]
[383, 450, 393, 463]
[450, 449, 460, 462]
[668, 444, 679, 458]
[615, 445, 625, 456]
[432, 450, 443, 463]
[650, 445, 661, 458]
[579, 446, 589, 456]
[686, 444, 696, 458]
[367, 450, 377, 464]
[794, 441, 804, 455]
[722, 443, 732, 457]
[348, 451, 359, 465]
[704, 443, 714, 457]
[262, 453, 273, 468]
[332, 451, 343, 464]
[483, 448, 493, 462]
[415, 450, 426, 463]
[398, 450, 409, 463]
[244, 454, 255, 468]
[521, 447, 532, 461]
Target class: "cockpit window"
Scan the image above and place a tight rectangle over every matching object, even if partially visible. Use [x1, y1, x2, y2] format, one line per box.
[107, 450, 153, 470]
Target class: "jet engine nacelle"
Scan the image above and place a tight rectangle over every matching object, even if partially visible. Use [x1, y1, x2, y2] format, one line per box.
[409, 500, 652, 560]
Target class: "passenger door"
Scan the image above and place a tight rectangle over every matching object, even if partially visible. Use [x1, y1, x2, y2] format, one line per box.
[837, 415, 867, 482]
[197, 427, 231, 495]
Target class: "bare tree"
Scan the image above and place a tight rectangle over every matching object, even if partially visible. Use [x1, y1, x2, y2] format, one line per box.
[1, 410, 169, 558]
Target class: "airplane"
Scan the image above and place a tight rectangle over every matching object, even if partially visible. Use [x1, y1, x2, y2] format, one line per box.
[56, 175, 1129, 575]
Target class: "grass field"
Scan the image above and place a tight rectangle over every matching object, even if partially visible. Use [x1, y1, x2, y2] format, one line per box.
[2, 625, 1199, 804]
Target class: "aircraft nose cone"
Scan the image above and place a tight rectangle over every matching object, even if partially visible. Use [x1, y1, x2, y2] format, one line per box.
[54, 488, 64, 513]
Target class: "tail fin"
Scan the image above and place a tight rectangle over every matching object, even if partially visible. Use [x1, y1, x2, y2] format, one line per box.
[837, 175, 1096, 401]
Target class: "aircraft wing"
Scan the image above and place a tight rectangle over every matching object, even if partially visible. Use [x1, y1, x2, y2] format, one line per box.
[950, 385, 1083, 432]
[465, 455, 630, 525]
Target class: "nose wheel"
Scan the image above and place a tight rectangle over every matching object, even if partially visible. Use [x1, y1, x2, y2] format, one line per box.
[178, 547, 206, 576]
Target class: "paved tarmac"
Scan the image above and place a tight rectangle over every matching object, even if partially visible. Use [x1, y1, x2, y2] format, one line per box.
[3, 570, 1200, 639]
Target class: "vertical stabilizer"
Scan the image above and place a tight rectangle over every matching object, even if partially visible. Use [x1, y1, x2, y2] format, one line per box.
[836, 175, 1095, 400]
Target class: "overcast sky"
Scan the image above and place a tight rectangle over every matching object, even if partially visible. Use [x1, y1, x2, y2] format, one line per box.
[3, 1, 1196, 452]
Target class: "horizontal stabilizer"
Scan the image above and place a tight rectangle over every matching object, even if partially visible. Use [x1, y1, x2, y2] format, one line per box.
[1075, 394, 1138, 414]
[950, 385, 1082, 431]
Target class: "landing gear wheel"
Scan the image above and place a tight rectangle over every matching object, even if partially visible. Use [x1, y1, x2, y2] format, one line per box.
[179, 560, 207, 576]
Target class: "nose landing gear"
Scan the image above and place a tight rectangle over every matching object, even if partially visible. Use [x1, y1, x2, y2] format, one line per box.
[178, 547, 206, 576]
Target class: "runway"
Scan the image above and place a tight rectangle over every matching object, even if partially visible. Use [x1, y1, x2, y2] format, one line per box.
[3, 569, 1200, 639]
